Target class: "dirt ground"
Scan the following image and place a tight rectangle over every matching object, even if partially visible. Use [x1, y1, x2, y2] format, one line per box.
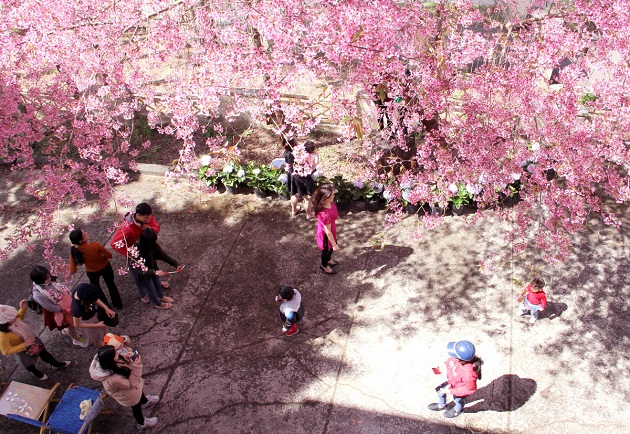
[1, 167, 630, 434]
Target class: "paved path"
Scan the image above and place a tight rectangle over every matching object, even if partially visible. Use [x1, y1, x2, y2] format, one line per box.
[1, 171, 630, 433]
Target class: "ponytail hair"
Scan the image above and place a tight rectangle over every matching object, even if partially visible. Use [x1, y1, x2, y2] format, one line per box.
[471, 356, 483, 381]
[69, 229, 85, 265]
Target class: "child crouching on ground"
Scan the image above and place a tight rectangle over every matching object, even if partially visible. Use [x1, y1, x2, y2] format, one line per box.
[275, 286, 305, 337]
[517, 277, 547, 324]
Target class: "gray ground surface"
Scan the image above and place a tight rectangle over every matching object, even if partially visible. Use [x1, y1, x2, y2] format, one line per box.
[1, 169, 630, 433]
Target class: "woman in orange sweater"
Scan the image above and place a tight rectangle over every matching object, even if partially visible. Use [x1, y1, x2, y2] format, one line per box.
[69, 228, 123, 309]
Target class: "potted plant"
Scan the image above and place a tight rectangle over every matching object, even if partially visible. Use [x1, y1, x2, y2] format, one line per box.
[401, 187, 422, 215]
[428, 185, 446, 216]
[270, 170, 290, 200]
[221, 162, 246, 194]
[245, 163, 269, 198]
[362, 181, 384, 212]
[448, 183, 473, 216]
[330, 175, 354, 211]
[498, 181, 521, 208]
[199, 165, 223, 188]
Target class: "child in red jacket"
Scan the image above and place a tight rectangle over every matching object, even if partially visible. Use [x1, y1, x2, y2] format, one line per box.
[517, 277, 547, 324]
[428, 340, 483, 418]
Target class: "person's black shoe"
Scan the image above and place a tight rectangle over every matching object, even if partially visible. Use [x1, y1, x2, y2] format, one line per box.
[444, 408, 462, 418]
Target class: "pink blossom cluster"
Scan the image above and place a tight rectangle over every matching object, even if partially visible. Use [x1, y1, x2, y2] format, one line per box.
[0, 1, 629, 264]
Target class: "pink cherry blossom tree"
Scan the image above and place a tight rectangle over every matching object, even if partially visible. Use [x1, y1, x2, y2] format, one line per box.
[1, 0, 629, 266]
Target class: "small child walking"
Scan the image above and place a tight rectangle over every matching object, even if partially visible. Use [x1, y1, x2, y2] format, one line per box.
[275, 286, 305, 337]
[428, 340, 483, 418]
[517, 277, 547, 324]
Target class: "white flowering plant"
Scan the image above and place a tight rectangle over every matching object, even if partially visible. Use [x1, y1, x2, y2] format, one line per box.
[360, 181, 385, 201]
[199, 165, 222, 186]
[448, 183, 474, 207]
[245, 162, 270, 190]
[222, 162, 246, 187]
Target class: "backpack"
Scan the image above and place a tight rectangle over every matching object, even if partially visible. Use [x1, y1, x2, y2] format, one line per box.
[27, 293, 43, 314]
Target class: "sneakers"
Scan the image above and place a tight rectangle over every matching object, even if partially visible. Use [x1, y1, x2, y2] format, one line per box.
[529, 317, 538, 324]
[444, 408, 462, 418]
[156, 302, 172, 310]
[427, 403, 447, 411]
[30, 370, 48, 381]
[142, 395, 160, 408]
[137, 417, 157, 430]
[72, 339, 90, 348]
[53, 361, 73, 370]
[62, 328, 83, 338]
[285, 324, 299, 336]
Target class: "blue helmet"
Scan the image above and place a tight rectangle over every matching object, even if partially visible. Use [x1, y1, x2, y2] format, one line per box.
[447, 340, 476, 361]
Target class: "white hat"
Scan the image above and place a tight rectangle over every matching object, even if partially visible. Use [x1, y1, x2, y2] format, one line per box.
[0, 305, 18, 324]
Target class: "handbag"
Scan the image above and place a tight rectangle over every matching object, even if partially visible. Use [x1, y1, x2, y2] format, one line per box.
[27, 294, 43, 315]
[96, 306, 119, 327]
[25, 342, 43, 357]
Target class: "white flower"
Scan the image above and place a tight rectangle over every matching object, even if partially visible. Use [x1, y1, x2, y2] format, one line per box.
[465, 183, 482, 195]
[478, 173, 488, 185]
[370, 182, 384, 193]
[401, 189, 411, 201]
[252, 168, 261, 175]
[278, 174, 288, 184]
[448, 183, 458, 194]
[530, 141, 541, 151]
[353, 180, 365, 189]
[237, 169, 245, 178]
[223, 163, 234, 173]
[200, 155, 212, 166]
[400, 180, 414, 189]
[511, 173, 521, 181]
[383, 189, 395, 201]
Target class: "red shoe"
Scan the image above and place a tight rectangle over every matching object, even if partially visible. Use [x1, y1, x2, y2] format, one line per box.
[285, 324, 299, 336]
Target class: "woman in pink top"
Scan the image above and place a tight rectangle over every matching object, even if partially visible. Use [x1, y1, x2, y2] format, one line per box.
[312, 184, 340, 275]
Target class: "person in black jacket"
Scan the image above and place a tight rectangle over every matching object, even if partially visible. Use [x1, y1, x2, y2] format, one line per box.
[129, 228, 183, 310]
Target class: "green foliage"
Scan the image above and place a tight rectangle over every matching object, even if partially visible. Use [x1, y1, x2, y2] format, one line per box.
[449, 184, 473, 207]
[328, 175, 354, 202]
[131, 118, 152, 145]
[221, 162, 246, 187]
[199, 165, 222, 186]
[202, 124, 219, 138]
[361, 181, 384, 201]
[245, 162, 282, 192]
[579, 92, 598, 105]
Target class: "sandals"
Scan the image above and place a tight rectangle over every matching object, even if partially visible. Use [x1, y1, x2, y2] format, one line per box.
[156, 302, 173, 310]
[328, 260, 339, 266]
[320, 265, 337, 275]
[160, 296, 174, 303]
[161, 281, 170, 289]
[140, 296, 150, 304]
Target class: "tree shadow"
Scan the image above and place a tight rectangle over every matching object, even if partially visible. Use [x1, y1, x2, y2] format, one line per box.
[465, 374, 537, 413]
